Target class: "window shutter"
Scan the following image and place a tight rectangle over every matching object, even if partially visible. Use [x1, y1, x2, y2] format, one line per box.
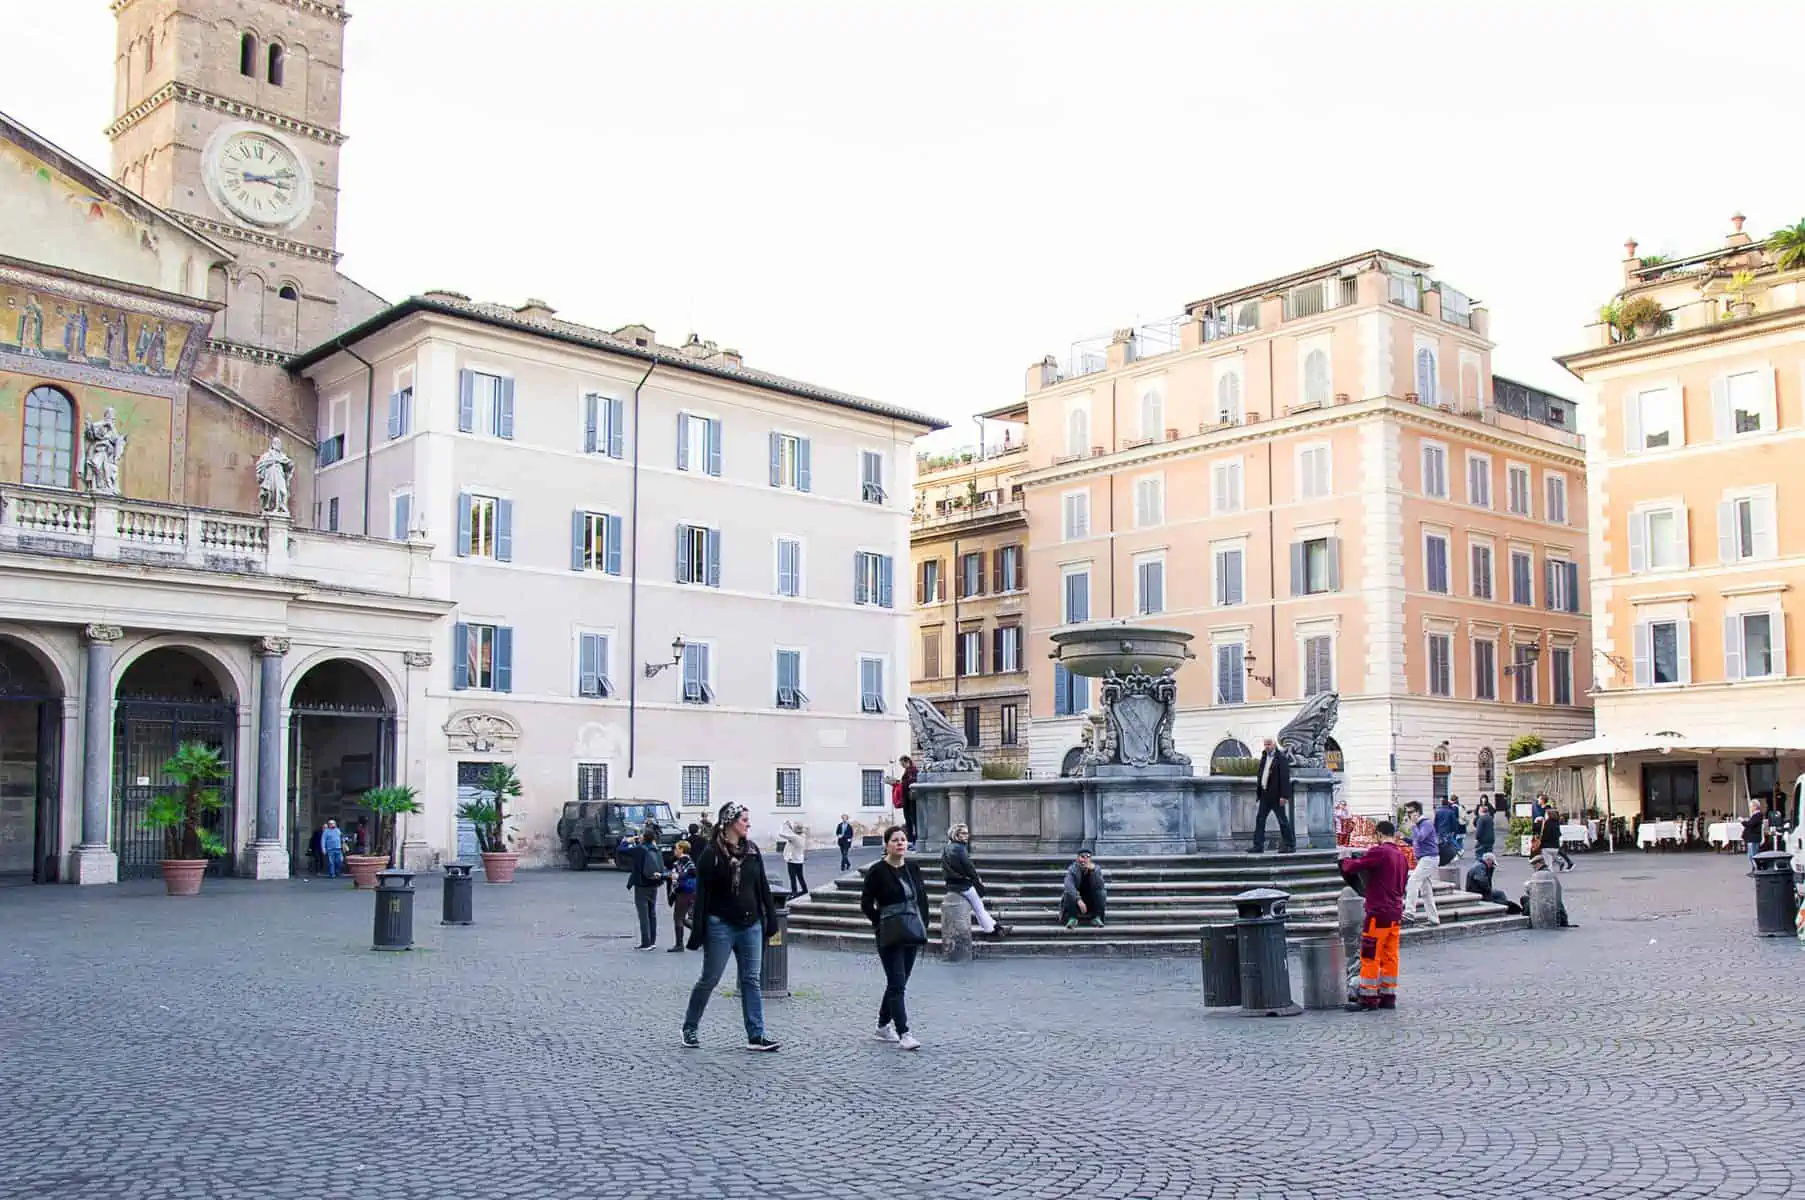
[1711, 376, 1730, 440]
[495, 498, 513, 562]
[497, 377, 515, 439]
[1053, 663, 1070, 716]
[706, 419, 723, 475]
[676, 413, 691, 471]
[1765, 366, 1780, 432]
[571, 511, 588, 570]
[1632, 622, 1651, 687]
[1676, 619, 1692, 685]
[855, 554, 869, 605]
[1228, 551, 1243, 605]
[676, 525, 692, 582]
[1774, 608, 1789, 679]
[491, 626, 513, 692]
[387, 391, 402, 439]
[1544, 560, 1555, 610]
[393, 493, 411, 541]
[1565, 561, 1580, 613]
[993, 551, 1004, 595]
[768, 432, 782, 487]
[878, 554, 893, 608]
[458, 370, 475, 433]
[705, 529, 722, 588]
[1628, 512, 1647, 573]
[972, 550, 986, 595]
[1289, 542, 1304, 596]
[584, 394, 599, 453]
[604, 514, 623, 575]
[452, 623, 469, 690]
[916, 561, 927, 605]
[1623, 393, 1641, 452]
[797, 438, 811, 492]
[1677, 508, 1690, 567]
[1326, 538, 1342, 591]
[456, 492, 472, 557]
[992, 628, 1004, 671]
[954, 634, 966, 677]
[607, 396, 624, 458]
[580, 633, 601, 697]
[1724, 614, 1743, 682]
[1754, 495, 1777, 560]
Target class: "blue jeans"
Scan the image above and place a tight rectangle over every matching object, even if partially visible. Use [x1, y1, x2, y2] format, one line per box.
[325, 849, 343, 877]
[682, 915, 765, 1040]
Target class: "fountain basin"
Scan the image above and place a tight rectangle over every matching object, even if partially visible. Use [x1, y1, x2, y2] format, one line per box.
[1049, 622, 1194, 679]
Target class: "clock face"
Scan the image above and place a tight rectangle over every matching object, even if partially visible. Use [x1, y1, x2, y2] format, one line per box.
[212, 132, 309, 227]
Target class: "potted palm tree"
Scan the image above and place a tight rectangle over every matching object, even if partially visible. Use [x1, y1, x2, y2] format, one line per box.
[141, 741, 228, 896]
[1769, 218, 1805, 271]
[344, 784, 423, 888]
[456, 762, 522, 883]
[1725, 270, 1760, 319]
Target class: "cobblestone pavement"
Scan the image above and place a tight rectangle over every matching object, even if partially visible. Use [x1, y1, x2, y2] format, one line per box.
[3, 849, 1797, 1200]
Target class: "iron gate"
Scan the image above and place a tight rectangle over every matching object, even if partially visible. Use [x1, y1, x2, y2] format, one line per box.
[113, 698, 238, 880]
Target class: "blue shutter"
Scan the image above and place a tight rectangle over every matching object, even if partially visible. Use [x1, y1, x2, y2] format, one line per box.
[1054, 663, 1071, 716]
[393, 492, 411, 541]
[494, 626, 514, 693]
[458, 370, 475, 432]
[579, 633, 600, 697]
[495, 498, 513, 562]
[452, 623, 469, 690]
[497, 377, 516, 439]
[676, 413, 691, 471]
[400, 389, 412, 437]
[456, 492, 472, 557]
[607, 396, 624, 458]
[705, 529, 722, 588]
[571, 510, 587, 571]
[604, 514, 622, 575]
[387, 391, 402, 439]
[584, 394, 598, 454]
[769, 431, 783, 487]
[706, 419, 722, 476]
[854, 553, 869, 605]
[676, 525, 692, 583]
[878, 554, 893, 608]
[797, 438, 811, 492]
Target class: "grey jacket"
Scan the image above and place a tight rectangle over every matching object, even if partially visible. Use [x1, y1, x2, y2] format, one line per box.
[1062, 862, 1107, 903]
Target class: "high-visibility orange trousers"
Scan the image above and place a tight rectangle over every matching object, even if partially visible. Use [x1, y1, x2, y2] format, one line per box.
[1357, 917, 1400, 1008]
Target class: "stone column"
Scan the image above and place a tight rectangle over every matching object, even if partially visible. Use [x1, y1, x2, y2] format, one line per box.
[244, 637, 291, 880]
[69, 624, 122, 885]
[399, 650, 433, 871]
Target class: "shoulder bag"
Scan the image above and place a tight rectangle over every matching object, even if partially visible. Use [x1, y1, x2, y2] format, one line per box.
[875, 867, 927, 949]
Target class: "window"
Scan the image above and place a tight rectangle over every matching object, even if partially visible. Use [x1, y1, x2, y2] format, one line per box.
[776, 537, 802, 597]
[861, 450, 886, 503]
[1062, 490, 1091, 540]
[854, 551, 894, 607]
[326, 497, 339, 532]
[963, 706, 982, 748]
[1726, 610, 1784, 681]
[452, 622, 512, 692]
[859, 657, 886, 713]
[994, 544, 1022, 593]
[1135, 555, 1165, 616]
[1134, 476, 1164, 528]
[458, 370, 514, 439]
[1635, 620, 1686, 687]
[919, 559, 942, 604]
[1425, 532, 1450, 594]
[861, 768, 887, 808]
[1215, 642, 1245, 705]
[578, 632, 613, 698]
[1421, 443, 1448, 499]
[1297, 445, 1331, 500]
[1214, 546, 1245, 607]
[1545, 558, 1580, 613]
[1302, 348, 1331, 406]
[677, 412, 723, 475]
[458, 493, 511, 561]
[1509, 550, 1533, 606]
[676, 524, 722, 587]
[775, 768, 802, 808]
[239, 31, 257, 76]
[1545, 474, 1567, 525]
[1216, 371, 1243, 424]
[1211, 737, 1253, 768]
[1507, 465, 1532, 517]
[1477, 747, 1496, 789]
[267, 42, 284, 86]
[316, 433, 345, 467]
[1415, 347, 1438, 404]
[1302, 634, 1334, 696]
[775, 648, 807, 709]
[572, 510, 623, 575]
[1512, 643, 1538, 702]
[1470, 541, 1494, 600]
[921, 630, 941, 679]
[1140, 386, 1164, 440]
[994, 625, 1023, 673]
[584, 393, 625, 458]
[768, 432, 812, 491]
[1426, 633, 1452, 697]
[1062, 569, 1090, 624]
[1718, 494, 1776, 563]
[1466, 454, 1492, 508]
[1715, 369, 1775, 438]
[1291, 537, 1339, 596]
[1065, 403, 1090, 457]
[1473, 639, 1497, 701]
[999, 704, 1019, 746]
[387, 387, 414, 440]
[959, 551, 986, 599]
[681, 765, 711, 808]
[956, 629, 984, 677]
[1627, 386, 1683, 451]
[577, 762, 609, 802]
[1212, 459, 1244, 514]
[1630, 506, 1686, 573]
[1053, 663, 1090, 716]
[681, 642, 714, 703]
[1551, 646, 1574, 705]
[391, 490, 413, 541]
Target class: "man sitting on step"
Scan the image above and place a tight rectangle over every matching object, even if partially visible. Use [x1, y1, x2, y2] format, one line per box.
[1060, 849, 1108, 929]
[1463, 853, 1523, 913]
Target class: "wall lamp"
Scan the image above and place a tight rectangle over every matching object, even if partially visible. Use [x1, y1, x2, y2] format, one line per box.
[645, 635, 686, 678]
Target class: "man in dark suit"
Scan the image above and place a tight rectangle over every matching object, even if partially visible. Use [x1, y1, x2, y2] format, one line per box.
[1251, 736, 1296, 854]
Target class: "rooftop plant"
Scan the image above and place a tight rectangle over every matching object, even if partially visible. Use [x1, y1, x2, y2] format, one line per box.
[1769, 219, 1805, 272]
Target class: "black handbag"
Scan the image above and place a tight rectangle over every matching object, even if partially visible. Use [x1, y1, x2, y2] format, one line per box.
[875, 869, 927, 948]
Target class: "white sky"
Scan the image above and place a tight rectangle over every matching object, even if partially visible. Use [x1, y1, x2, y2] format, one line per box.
[10, 1, 1805, 435]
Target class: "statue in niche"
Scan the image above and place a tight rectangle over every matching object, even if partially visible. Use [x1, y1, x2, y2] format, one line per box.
[255, 436, 294, 516]
[81, 408, 126, 496]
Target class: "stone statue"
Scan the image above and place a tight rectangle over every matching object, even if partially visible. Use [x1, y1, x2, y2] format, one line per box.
[255, 436, 294, 517]
[1097, 667, 1190, 769]
[1277, 692, 1339, 769]
[905, 697, 981, 774]
[81, 408, 125, 496]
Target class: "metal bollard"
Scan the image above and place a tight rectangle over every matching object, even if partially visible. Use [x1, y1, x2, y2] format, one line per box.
[372, 868, 416, 951]
[1200, 924, 1241, 1007]
[761, 909, 790, 999]
[1233, 887, 1301, 1017]
[442, 862, 474, 926]
[1752, 851, 1796, 937]
[1296, 936, 1346, 1010]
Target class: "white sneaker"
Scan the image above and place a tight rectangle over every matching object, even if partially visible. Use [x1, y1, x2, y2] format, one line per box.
[897, 1033, 922, 1051]
[872, 1024, 900, 1044]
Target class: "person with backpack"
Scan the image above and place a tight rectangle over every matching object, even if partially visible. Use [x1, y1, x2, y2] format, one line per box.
[627, 827, 666, 950]
[666, 840, 698, 952]
[681, 802, 781, 1052]
[860, 825, 930, 1050]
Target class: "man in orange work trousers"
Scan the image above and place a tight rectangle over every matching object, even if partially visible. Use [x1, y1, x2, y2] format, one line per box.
[1338, 819, 1410, 1011]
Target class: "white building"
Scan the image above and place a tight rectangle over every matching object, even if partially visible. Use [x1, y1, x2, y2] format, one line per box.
[291, 296, 944, 860]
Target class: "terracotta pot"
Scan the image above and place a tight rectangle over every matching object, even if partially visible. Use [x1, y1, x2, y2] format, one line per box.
[344, 854, 388, 890]
[480, 851, 520, 883]
[1731, 300, 1756, 319]
[161, 859, 208, 896]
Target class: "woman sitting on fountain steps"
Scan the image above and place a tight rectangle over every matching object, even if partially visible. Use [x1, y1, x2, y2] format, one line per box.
[940, 824, 1009, 939]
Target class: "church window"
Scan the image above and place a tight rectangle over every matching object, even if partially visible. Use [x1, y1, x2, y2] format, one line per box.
[278, 284, 299, 301]
[22, 386, 76, 488]
[268, 43, 285, 87]
[240, 32, 257, 77]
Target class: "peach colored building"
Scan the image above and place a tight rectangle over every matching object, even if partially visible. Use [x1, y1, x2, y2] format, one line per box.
[1002, 252, 1595, 815]
[1551, 215, 1805, 824]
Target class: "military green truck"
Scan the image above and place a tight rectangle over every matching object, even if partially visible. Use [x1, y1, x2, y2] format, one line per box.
[557, 800, 684, 871]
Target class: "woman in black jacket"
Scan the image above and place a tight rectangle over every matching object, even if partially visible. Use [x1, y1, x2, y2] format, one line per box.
[680, 802, 781, 1052]
[940, 823, 1007, 938]
[860, 825, 930, 1051]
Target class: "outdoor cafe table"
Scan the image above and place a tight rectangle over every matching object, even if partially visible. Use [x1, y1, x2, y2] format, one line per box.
[1560, 821, 1597, 846]
[1707, 820, 1746, 848]
[1638, 820, 1685, 848]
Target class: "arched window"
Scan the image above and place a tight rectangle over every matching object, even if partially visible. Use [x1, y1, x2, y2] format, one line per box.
[1303, 349, 1330, 406]
[1216, 371, 1242, 423]
[1416, 347, 1438, 404]
[1211, 737, 1252, 772]
[267, 43, 285, 86]
[1477, 747, 1496, 790]
[277, 284, 299, 301]
[240, 32, 257, 77]
[22, 386, 76, 487]
[1140, 387, 1162, 440]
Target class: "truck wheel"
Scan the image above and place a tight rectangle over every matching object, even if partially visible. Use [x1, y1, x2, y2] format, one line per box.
[566, 841, 589, 871]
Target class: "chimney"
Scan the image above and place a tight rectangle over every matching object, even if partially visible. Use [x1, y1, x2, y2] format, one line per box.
[422, 288, 471, 303]
[1025, 355, 1058, 393]
[712, 347, 743, 369]
[612, 323, 655, 348]
[1107, 327, 1136, 370]
[1622, 238, 1640, 285]
[514, 298, 557, 320]
[1726, 212, 1752, 248]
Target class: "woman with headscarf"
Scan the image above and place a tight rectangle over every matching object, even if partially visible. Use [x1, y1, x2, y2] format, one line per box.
[940, 823, 1007, 938]
[680, 802, 781, 1052]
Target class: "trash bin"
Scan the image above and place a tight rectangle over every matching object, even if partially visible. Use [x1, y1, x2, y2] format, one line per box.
[372, 868, 415, 951]
[1199, 924, 1240, 1007]
[1296, 936, 1346, 1010]
[761, 909, 790, 998]
[442, 862, 474, 926]
[1752, 850, 1796, 937]
[1233, 887, 1300, 1017]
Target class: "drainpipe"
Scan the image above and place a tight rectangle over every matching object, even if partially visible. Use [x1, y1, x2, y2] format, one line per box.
[1108, 377, 1118, 617]
[1266, 337, 1278, 698]
[626, 362, 658, 779]
[951, 535, 961, 703]
[336, 339, 376, 537]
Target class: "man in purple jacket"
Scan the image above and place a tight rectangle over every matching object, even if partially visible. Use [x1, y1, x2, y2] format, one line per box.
[1402, 801, 1441, 926]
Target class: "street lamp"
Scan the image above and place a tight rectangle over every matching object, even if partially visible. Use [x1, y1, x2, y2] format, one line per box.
[1502, 643, 1543, 676]
[645, 635, 686, 678]
[1242, 649, 1273, 690]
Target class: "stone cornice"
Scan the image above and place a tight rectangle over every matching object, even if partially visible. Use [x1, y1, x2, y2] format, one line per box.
[105, 82, 346, 146]
[113, 0, 349, 23]
[207, 339, 293, 366]
[173, 213, 339, 264]
[1559, 304, 1805, 375]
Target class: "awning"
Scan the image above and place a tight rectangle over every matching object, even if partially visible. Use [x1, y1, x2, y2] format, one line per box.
[1514, 729, 1805, 767]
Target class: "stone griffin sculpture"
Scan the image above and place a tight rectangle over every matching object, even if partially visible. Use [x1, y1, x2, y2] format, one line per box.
[1276, 692, 1339, 769]
[906, 697, 981, 773]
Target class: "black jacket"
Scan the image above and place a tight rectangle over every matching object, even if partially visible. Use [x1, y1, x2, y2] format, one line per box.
[1255, 748, 1291, 805]
[860, 859, 930, 930]
[1743, 810, 1765, 842]
[1537, 814, 1563, 848]
[941, 839, 983, 893]
[1473, 812, 1496, 853]
[1464, 861, 1497, 896]
[626, 842, 665, 889]
[835, 821, 854, 845]
[686, 841, 778, 948]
